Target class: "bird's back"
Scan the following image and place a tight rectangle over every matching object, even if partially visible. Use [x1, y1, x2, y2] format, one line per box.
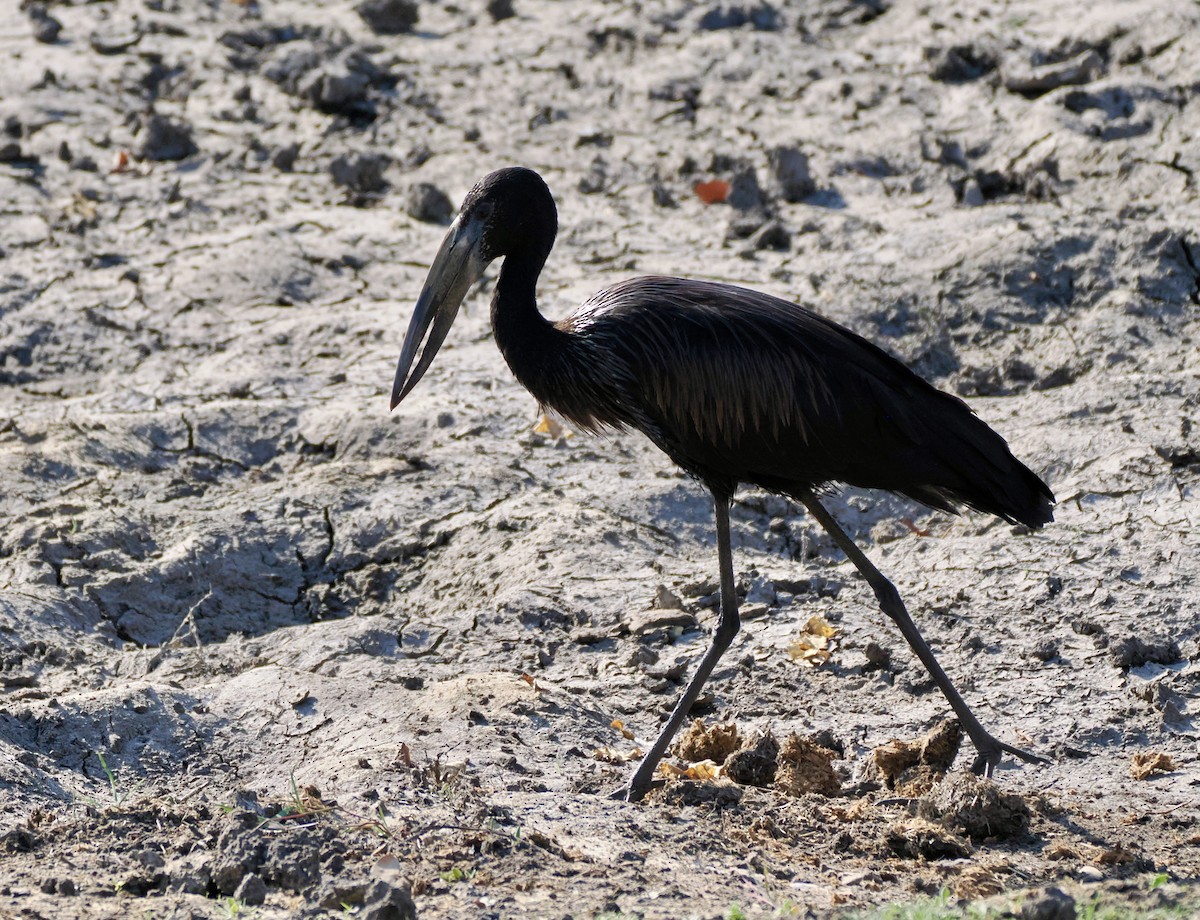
[558, 276, 1054, 527]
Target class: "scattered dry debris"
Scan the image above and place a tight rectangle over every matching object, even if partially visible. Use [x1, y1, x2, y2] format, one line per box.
[532, 414, 572, 439]
[1044, 842, 1082, 860]
[656, 780, 744, 808]
[1130, 750, 1176, 779]
[2, 0, 1200, 915]
[592, 746, 642, 764]
[1095, 843, 1140, 866]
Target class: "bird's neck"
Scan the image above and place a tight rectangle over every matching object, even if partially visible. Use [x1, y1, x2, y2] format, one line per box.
[491, 247, 564, 391]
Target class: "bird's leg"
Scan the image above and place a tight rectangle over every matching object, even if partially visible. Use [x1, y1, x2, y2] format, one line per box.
[621, 491, 741, 803]
[797, 491, 1047, 774]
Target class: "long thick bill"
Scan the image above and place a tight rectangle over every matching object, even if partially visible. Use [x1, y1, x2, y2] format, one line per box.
[390, 218, 483, 409]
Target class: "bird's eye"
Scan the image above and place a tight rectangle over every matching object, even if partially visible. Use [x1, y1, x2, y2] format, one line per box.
[474, 201, 495, 222]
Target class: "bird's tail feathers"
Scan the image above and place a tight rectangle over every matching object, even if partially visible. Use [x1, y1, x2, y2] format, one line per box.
[912, 408, 1055, 528]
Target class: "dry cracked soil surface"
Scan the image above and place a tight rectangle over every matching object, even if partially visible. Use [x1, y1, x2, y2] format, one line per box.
[0, 0, 1199, 917]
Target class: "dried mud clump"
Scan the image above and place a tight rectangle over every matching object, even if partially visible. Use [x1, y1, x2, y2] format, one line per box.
[404, 182, 455, 225]
[926, 43, 999, 83]
[136, 114, 197, 162]
[867, 718, 962, 794]
[331, 152, 391, 199]
[775, 734, 841, 797]
[1108, 635, 1181, 669]
[767, 144, 815, 202]
[209, 808, 350, 898]
[885, 817, 973, 860]
[356, 0, 418, 35]
[677, 719, 741, 764]
[920, 771, 1031, 841]
[1018, 886, 1076, 920]
[25, 3, 62, 44]
[723, 729, 779, 787]
[359, 879, 418, 919]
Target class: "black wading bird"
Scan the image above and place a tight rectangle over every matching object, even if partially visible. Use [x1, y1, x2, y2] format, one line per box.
[390, 167, 1054, 802]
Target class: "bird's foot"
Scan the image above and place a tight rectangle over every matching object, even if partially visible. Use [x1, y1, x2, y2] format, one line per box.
[969, 736, 1051, 776]
[608, 777, 663, 803]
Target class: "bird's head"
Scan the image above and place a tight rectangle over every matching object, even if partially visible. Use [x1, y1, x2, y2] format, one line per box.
[389, 167, 557, 410]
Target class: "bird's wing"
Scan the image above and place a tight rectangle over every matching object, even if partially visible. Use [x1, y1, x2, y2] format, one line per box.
[579, 276, 922, 454]
[575, 277, 1050, 522]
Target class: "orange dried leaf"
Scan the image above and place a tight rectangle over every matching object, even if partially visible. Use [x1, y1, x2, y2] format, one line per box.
[611, 719, 635, 741]
[684, 760, 721, 780]
[694, 179, 730, 204]
[656, 759, 721, 780]
[111, 150, 131, 174]
[532, 414, 561, 436]
[397, 742, 413, 768]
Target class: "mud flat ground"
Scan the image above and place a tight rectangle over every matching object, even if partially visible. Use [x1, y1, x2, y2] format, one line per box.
[0, 0, 1198, 917]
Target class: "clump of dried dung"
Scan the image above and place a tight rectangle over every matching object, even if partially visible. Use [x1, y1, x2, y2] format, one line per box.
[723, 730, 779, 787]
[885, 817, 973, 860]
[775, 734, 841, 797]
[867, 718, 962, 794]
[677, 719, 741, 764]
[920, 771, 1031, 840]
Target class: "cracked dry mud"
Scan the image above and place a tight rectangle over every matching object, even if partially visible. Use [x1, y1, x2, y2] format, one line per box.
[0, 0, 1198, 918]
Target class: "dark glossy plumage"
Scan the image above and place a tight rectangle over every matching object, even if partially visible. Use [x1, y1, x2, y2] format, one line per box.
[391, 166, 1055, 802]
[541, 276, 1053, 526]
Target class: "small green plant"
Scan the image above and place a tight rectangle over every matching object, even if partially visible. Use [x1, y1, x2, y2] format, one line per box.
[280, 772, 306, 816]
[1077, 901, 1192, 920]
[1149, 873, 1169, 889]
[856, 890, 966, 920]
[219, 896, 250, 918]
[360, 804, 393, 839]
[439, 865, 475, 884]
[726, 904, 749, 920]
[96, 751, 130, 807]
